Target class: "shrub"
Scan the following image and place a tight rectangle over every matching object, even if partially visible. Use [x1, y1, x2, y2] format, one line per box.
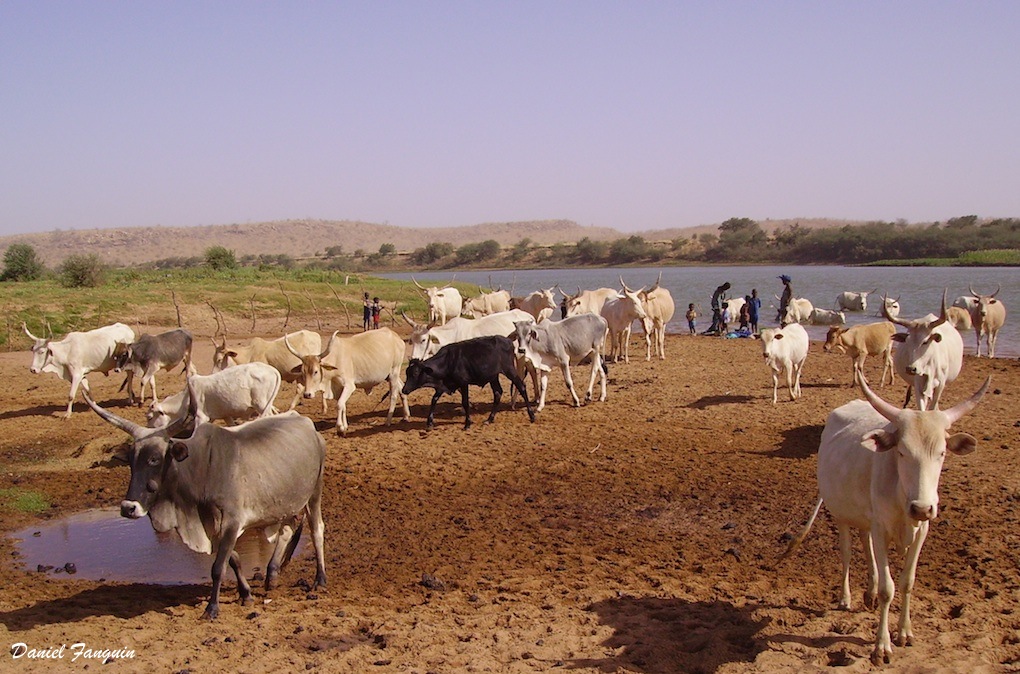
[205, 246, 237, 271]
[59, 254, 106, 288]
[1, 243, 45, 281]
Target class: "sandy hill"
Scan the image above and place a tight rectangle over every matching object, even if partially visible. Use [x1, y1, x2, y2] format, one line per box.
[0, 217, 870, 267]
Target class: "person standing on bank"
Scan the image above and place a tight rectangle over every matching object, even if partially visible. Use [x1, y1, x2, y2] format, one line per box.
[709, 282, 731, 334]
[362, 292, 372, 331]
[371, 297, 382, 329]
[748, 289, 762, 334]
[777, 275, 793, 324]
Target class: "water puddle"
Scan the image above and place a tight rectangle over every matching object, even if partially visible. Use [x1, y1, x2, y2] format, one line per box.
[10, 508, 305, 585]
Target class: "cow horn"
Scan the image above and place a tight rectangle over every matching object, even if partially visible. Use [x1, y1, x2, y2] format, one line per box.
[401, 311, 420, 329]
[283, 333, 302, 359]
[81, 388, 150, 439]
[881, 293, 912, 327]
[943, 376, 992, 426]
[858, 370, 901, 423]
[619, 275, 633, 293]
[22, 322, 43, 342]
[991, 284, 1001, 298]
[650, 271, 662, 292]
[411, 276, 426, 291]
[929, 289, 949, 329]
[320, 330, 340, 359]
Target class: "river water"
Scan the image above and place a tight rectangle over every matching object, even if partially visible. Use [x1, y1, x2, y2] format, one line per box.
[382, 265, 1019, 357]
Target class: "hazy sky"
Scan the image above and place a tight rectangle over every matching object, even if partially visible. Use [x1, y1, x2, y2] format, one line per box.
[2, 2, 1018, 236]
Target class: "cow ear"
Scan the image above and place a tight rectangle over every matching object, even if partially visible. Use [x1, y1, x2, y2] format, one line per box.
[891, 333, 907, 343]
[774, 334, 784, 340]
[111, 445, 131, 464]
[946, 432, 977, 456]
[861, 429, 897, 453]
[170, 441, 190, 462]
[930, 333, 943, 343]
[505, 330, 517, 341]
[225, 350, 239, 359]
[321, 363, 338, 371]
[290, 365, 303, 376]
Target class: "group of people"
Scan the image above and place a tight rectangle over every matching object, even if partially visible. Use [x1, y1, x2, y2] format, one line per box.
[362, 293, 383, 331]
[690, 274, 792, 337]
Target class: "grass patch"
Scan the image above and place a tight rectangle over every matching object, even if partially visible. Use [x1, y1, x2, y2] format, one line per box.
[0, 487, 50, 514]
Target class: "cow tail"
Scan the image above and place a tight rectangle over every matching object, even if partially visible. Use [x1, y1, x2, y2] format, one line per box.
[280, 518, 304, 569]
[778, 496, 824, 562]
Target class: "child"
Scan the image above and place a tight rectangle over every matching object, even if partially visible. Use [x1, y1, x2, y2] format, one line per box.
[739, 296, 751, 331]
[371, 297, 382, 329]
[719, 302, 731, 336]
[686, 303, 698, 334]
[362, 292, 372, 331]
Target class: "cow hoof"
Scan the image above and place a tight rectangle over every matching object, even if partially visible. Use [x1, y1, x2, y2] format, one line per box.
[240, 595, 254, 606]
[527, 414, 536, 423]
[200, 604, 220, 621]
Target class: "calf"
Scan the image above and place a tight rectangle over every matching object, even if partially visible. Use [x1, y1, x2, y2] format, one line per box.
[783, 374, 990, 664]
[115, 328, 194, 406]
[823, 321, 896, 388]
[759, 323, 809, 404]
[146, 362, 281, 428]
[402, 336, 535, 429]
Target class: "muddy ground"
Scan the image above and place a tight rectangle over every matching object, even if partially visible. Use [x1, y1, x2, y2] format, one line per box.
[0, 322, 1018, 673]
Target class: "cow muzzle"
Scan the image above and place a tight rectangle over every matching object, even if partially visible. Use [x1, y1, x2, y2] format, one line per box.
[908, 501, 937, 522]
[120, 500, 146, 519]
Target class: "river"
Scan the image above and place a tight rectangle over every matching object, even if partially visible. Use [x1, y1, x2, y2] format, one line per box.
[381, 265, 1019, 358]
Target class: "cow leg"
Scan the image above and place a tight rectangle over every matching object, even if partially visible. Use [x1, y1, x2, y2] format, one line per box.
[895, 521, 928, 648]
[462, 384, 473, 429]
[427, 390, 443, 429]
[536, 372, 550, 412]
[486, 379, 503, 424]
[657, 325, 666, 360]
[384, 375, 399, 425]
[622, 326, 631, 363]
[308, 486, 327, 589]
[644, 329, 652, 361]
[505, 369, 535, 422]
[870, 526, 896, 664]
[793, 362, 803, 399]
[228, 550, 254, 606]
[203, 525, 241, 620]
[860, 527, 878, 610]
[989, 328, 998, 358]
[266, 519, 300, 591]
[561, 362, 580, 407]
[335, 383, 356, 434]
[837, 523, 853, 609]
[771, 370, 779, 405]
[65, 373, 88, 419]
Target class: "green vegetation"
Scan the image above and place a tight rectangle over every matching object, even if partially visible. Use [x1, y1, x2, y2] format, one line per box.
[1, 243, 45, 281]
[58, 253, 106, 288]
[204, 245, 238, 271]
[0, 487, 50, 514]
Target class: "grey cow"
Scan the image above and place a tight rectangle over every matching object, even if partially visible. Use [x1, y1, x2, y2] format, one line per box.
[114, 328, 194, 406]
[82, 391, 327, 620]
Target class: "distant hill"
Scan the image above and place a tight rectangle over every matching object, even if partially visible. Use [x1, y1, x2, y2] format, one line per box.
[0, 216, 883, 267]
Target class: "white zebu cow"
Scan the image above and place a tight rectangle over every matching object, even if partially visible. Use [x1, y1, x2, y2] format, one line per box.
[563, 287, 620, 317]
[511, 314, 609, 412]
[961, 285, 1007, 358]
[779, 297, 814, 326]
[24, 322, 135, 418]
[510, 287, 557, 323]
[638, 273, 675, 360]
[286, 327, 410, 434]
[879, 296, 901, 320]
[759, 323, 809, 404]
[600, 278, 648, 364]
[883, 292, 963, 411]
[946, 306, 972, 331]
[146, 362, 282, 428]
[783, 374, 990, 665]
[723, 296, 746, 324]
[835, 289, 877, 312]
[809, 308, 846, 326]
[461, 289, 511, 318]
[412, 277, 462, 325]
[211, 330, 323, 412]
[403, 309, 536, 361]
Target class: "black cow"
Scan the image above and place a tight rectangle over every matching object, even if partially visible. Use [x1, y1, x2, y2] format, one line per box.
[402, 335, 536, 429]
[115, 329, 194, 406]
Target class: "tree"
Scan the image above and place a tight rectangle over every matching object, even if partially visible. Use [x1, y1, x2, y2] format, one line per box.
[205, 246, 237, 271]
[1, 243, 44, 281]
[410, 242, 454, 266]
[378, 243, 396, 256]
[58, 254, 105, 288]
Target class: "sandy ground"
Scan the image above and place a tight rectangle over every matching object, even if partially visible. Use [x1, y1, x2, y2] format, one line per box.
[0, 323, 1018, 674]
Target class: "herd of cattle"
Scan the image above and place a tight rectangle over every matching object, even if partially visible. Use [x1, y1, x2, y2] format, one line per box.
[15, 277, 1008, 664]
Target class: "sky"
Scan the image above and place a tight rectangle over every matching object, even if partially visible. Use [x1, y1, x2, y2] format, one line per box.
[2, 2, 1018, 237]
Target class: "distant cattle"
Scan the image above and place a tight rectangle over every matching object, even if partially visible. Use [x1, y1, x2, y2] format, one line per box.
[412, 277, 462, 325]
[835, 289, 877, 312]
[879, 296, 901, 320]
[211, 330, 322, 412]
[286, 328, 409, 434]
[24, 321, 135, 418]
[563, 287, 620, 318]
[783, 374, 990, 664]
[808, 308, 846, 326]
[639, 273, 675, 360]
[114, 329, 194, 406]
[883, 291, 963, 410]
[402, 335, 535, 429]
[780, 297, 814, 326]
[946, 306, 972, 331]
[823, 321, 896, 388]
[601, 277, 648, 363]
[510, 287, 558, 323]
[759, 323, 809, 404]
[403, 309, 535, 361]
[959, 285, 1007, 358]
[462, 289, 511, 318]
[511, 314, 609, 412]
[147, 362, 281, 428]
[84, 393, 327, 621]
